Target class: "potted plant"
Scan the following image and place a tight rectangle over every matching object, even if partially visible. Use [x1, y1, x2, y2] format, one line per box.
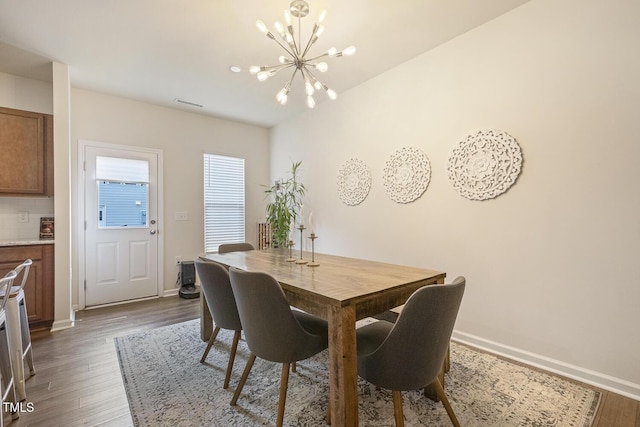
[264, 161, 306, 247]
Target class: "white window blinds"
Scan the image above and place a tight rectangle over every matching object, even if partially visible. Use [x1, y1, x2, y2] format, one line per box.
[203, 153, 245, 253]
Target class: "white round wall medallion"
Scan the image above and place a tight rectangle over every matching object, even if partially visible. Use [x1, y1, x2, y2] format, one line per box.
[337, 158, 372, 206]
[383, 146, 431, 204]
[447, 129, 523, 201]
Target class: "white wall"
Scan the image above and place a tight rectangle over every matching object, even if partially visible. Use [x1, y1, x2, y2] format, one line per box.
[0, 71, 52, 114]
[270, 0, 640, 398]
[70, 89, 270, 303]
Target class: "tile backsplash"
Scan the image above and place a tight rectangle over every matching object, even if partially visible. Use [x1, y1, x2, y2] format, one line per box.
[0, 197, 55, 240]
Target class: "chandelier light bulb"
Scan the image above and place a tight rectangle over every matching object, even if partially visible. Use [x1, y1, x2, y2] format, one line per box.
[317, 9, 327, 23]
[257, 71, 270, 81]
[275, 21, 285, 36]
[314, 25, 324, 38]
[327, 47, 337, 56]
[284, 10, 292, 25]
[276, 87, 289, 105]
[249, 66, 261, 75]
[313, 80, 322, 90]
[326, 88, 337, 100]
[307, 95, 316, 108]
[256, 20, 268, 34]
[305, 81, 315, 96]
[342, 45, 356, 56]
[279, 56, 288, 64]
[314, 62, 328, 72]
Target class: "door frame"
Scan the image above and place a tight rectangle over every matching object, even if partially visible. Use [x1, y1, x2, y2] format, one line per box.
[77, 139, 164, 310]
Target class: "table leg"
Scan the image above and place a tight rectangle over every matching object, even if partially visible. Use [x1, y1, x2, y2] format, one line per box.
[328, 304, 358, 427]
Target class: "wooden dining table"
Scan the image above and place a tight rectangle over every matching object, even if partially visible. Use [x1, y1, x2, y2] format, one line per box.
[199, 248, 446, 427]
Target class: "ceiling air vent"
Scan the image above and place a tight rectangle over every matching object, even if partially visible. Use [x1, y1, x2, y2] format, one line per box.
[174, 98, 204, 108]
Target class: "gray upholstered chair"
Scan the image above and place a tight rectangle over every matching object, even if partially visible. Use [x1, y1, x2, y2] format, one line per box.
[356, 277, 466, 427]
[218, 243, 254, 254]
[228, 268, 328, 427]
[194, 260, 243, 389]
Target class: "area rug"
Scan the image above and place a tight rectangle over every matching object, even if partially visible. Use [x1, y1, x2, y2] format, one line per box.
[115, 319, 600, 426]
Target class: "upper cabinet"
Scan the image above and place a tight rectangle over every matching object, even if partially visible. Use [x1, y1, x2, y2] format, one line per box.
[0, 106, 54, 197]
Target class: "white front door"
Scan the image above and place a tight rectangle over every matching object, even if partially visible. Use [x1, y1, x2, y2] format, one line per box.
[84, 144, 160, 306]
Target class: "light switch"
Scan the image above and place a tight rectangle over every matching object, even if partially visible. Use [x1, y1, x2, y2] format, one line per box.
[175, 211, 188, 221]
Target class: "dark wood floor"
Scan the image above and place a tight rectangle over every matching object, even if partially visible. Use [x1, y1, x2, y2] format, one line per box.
[2, 296, 638, 426]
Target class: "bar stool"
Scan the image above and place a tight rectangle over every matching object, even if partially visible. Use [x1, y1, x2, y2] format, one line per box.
[0, 270, 19, 425]
[5, 259, 35, 402]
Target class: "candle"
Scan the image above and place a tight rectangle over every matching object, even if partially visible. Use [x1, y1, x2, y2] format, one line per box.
[309, 212, 314, 233]
[299, 205, 304, 227]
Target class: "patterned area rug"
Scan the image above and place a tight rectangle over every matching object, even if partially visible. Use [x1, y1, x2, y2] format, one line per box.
[115, 319, 600, 426]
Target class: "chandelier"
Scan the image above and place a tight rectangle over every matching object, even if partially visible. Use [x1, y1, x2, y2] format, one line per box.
[250, 0, 356, 108]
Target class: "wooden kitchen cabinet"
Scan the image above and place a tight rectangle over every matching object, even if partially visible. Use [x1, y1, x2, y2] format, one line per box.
[0, 244, 55, 330]
[0, 106, 54, 197]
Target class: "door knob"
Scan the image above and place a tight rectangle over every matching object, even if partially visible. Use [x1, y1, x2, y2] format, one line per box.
[150, 229, 157, 235]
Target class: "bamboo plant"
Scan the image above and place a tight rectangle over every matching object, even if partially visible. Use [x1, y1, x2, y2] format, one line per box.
[264, 161, 306, 247]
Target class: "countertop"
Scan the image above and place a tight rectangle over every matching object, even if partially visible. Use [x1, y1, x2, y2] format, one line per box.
[0, 239, 55, 247]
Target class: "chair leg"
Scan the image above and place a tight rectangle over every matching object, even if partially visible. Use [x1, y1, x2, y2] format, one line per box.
[223, 330, 241, 389]
[18, 299, 35, 376]
[392, 390, 405, 427]
[291, 361, 297, 372]
[200, 326, 220, 363]
[230, 353, 256, 406]
[277, 363, 290, 427]
[434, 378, 460, 427]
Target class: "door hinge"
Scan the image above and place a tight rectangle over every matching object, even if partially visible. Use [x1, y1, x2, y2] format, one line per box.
[84, 280, 86, 291]
[84, 220, 87, 231]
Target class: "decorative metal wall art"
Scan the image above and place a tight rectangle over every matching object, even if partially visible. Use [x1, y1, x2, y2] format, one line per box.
[383, 146, 431, 204]
[447, 129, 523, 201]
[337, 158, 372, 206]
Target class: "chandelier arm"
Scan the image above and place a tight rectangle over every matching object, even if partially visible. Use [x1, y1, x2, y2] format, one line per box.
[264, 63, 296, 72]
[270, 37, 297, 58]
[287, 67, 299, 87]
[304, 67, 322, 85]
[301, 26, 319, 58]
[305, 51, 329, 62]
[286, 24, 300, 57]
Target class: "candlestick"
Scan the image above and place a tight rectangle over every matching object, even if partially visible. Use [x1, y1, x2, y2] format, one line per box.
[286, 240, 296, 262]
[307, 233, 319, 267]
[295, 224, 308, 264]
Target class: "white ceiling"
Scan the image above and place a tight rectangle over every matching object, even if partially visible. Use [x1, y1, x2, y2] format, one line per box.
[0, 0, 530, 128]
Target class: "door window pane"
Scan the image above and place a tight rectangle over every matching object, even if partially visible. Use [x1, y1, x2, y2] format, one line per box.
[97, 181, 149, 228]
[96, 155, 150, 228]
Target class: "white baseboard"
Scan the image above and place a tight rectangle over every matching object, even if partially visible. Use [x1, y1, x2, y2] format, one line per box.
[452, 330, 640, 401]
[163, 288, 180, 297]
[50, 318, 74, 332]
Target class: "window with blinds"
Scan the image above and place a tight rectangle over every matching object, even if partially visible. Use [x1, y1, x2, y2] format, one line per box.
[203, 153, 246, 253]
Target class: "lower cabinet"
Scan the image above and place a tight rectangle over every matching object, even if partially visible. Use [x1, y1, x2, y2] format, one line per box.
[0, 245, 55, 330]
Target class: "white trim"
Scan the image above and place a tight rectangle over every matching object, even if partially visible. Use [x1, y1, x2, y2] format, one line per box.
[452, 330, 640, 401]
[50, 319, 74, 332]
[77, 140, 164, 310]
[163, 288, 180, 297]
